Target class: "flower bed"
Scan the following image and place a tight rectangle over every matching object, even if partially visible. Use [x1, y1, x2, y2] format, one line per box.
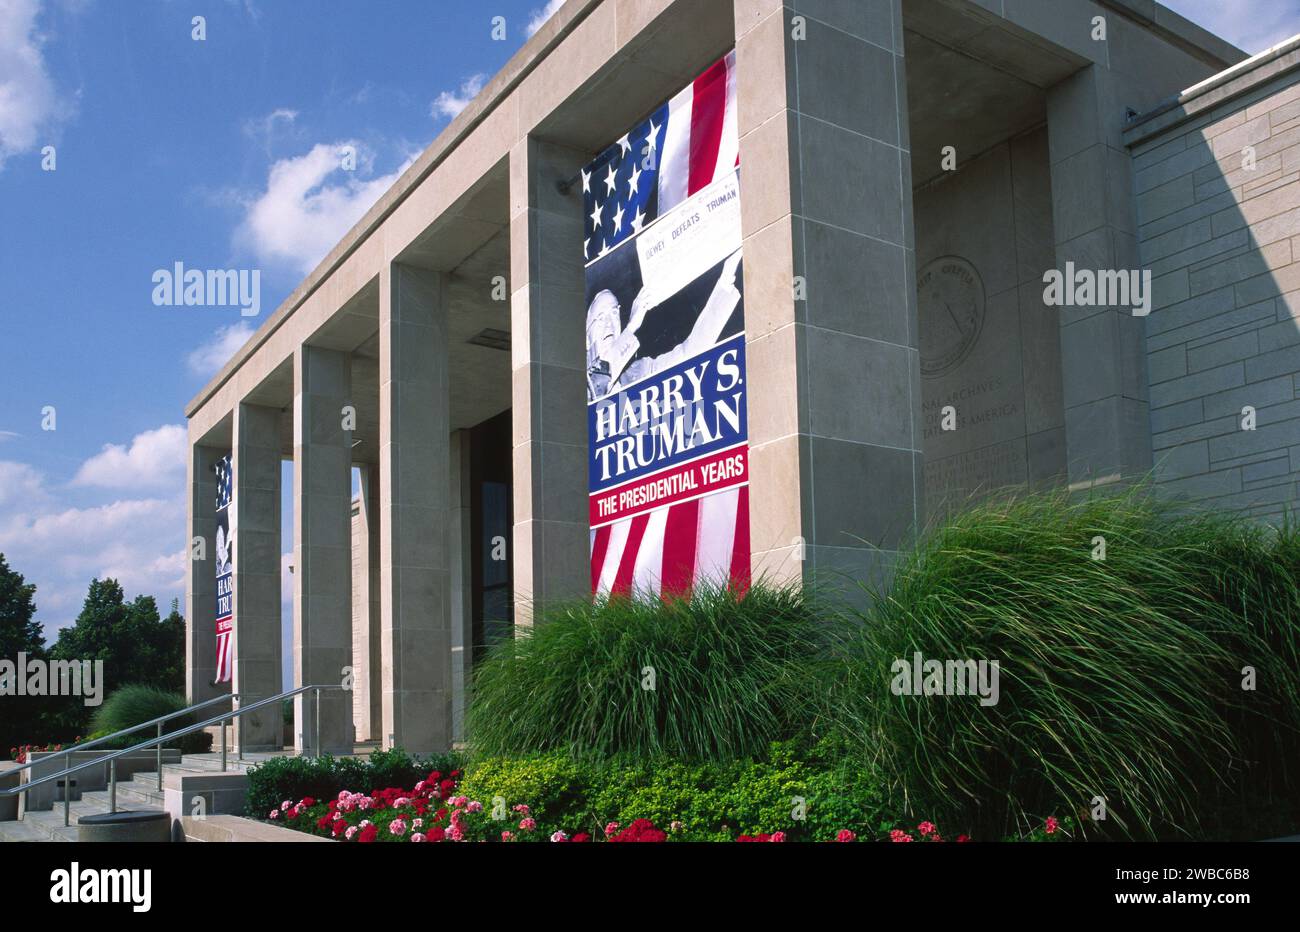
[9, 742, 77, 764]
[265, 761, 1072, 843]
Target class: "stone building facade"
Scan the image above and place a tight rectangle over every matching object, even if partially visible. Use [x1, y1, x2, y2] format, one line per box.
[183, 0, 1299, 753]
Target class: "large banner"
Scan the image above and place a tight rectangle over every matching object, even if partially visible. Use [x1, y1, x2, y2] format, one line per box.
[583, 50, 750, 599]
[214, 453, 233, 684]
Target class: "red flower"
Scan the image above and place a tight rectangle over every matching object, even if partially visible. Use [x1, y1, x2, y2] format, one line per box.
[609, 819, 667, 843]
[1045, 816, 1059, 835]
[357, 824, 378, 843]
[956, 834, 970, 843]
[427, 826, 446, 842]
[571, 832, 590, 843]
[835, 829, 856, 843]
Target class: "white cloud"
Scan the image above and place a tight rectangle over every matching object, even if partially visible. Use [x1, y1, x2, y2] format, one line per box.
[1162, 0, 1300, 54]
[0, 0, 65, 168]
[431, 74, 486, 120]
[72, 424, 186, 491]
[187, 321, 255, 378]
[241, 107, 298, 152]
[0, 435, 188, 635]
[235, 141, 412, 275]
[525, 0, 565, 38]
[0, 460, 49, 510]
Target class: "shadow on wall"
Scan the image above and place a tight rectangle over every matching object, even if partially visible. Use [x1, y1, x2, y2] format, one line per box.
[1134, 65, 1300, 525]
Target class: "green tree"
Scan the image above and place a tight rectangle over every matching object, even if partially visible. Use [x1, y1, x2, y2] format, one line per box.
[0, 552, 44, 660]
[46, 579, 187, 734]
[0, 553, 48, 751]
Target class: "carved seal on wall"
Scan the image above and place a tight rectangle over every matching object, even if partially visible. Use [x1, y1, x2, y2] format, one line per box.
[917, 256, 986, 379]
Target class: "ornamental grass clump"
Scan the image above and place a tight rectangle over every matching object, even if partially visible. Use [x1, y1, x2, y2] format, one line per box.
[834, 487, 1300, 840]
[466, 581, 834, 762]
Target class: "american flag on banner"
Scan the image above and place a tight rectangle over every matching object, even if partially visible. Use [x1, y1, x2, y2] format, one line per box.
[591, 484, 750, 599]
[214, 454, 234, 684]
[582, 50, 739, 262]
[583, 50, 750, 600]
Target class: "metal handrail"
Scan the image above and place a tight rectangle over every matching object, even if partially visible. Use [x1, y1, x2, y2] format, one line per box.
[6, 692, 237, 777]
[2, 683, 348, 827]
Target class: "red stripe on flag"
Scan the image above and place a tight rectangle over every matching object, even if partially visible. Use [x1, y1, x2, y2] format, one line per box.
[728, 485, 751, 597]
[590, 525, 612, 594]
[611, 514, 650, 597]
[687, 57, 728, 196]
[660, 498, 700, 599]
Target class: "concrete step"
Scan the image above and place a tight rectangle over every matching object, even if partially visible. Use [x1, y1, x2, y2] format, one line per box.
[0, 797, 123, 842]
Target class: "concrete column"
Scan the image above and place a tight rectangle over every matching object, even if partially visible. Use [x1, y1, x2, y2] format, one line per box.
[185, 441, 222, 703]
[378, 262, 452, 754]
[735, 0, 923, 589]
[292, 344, 354, 754]
[508, 136, 589, 625]
[351, 466, 382, 742]
[1047, 65, 1154, 487]
[231, 403, 283, 751]
[449, 429, 473, 743]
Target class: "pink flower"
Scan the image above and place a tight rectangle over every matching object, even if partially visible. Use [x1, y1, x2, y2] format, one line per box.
[918, 821, 936, 836]
[345, 826, 358, 840]
[501, 831, 515, 841]
[389, 819, 408, 836]
[268, 809, 279, 820]
[412, 818, 424, 829]
[835, 829, 856, 842]
[394, 797, 411, 808]
[280, 800, 292, 811]
[519, 818, 537, 832]
[512, 804, 530, 815]
[551, 830, 569, 842]
[771, 832, 787, 843]
[890, 829, 914, 843]
[448, 825, 464, 842]
[466, 800, 483, 813]
[1045, 816, 1059, 835]
[410, 833, 426, 843]
[670, 821, 684, 833]
[604, 821, 620, 837]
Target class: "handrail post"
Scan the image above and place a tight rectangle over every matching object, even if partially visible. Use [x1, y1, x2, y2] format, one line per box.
[156, 721, 163, 791]
[221, 718, 227, 772]
[63, 750, 70, 827]
[109, 759, 117, 813]
[314, 687, 321, 759]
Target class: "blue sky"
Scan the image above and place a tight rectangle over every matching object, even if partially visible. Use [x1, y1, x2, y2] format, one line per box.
[0, 0, 1296, 658]
[0, 0, 567, 647]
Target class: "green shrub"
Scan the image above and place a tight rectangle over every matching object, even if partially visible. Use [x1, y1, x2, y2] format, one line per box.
[834, 487, 1300, 840]
[89, 685, 212, 754]
[457, 736, 886, 842]
[245, 747, 459, 818]
[465, 581, 834, 762]
[456, 753, 593, 839]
